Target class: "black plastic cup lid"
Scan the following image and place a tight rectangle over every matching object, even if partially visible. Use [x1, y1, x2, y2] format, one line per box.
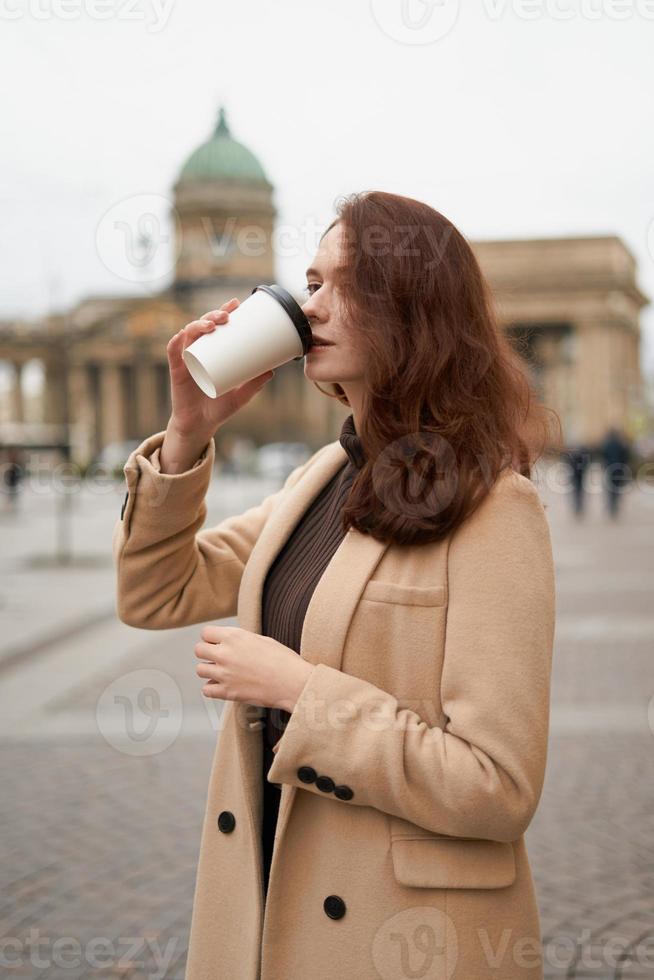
[251, 284, 313, 360]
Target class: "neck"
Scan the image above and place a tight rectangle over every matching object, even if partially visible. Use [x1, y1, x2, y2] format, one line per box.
[338, 380, 365, 434]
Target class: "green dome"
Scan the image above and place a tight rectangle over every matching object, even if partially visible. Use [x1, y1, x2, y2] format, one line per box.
[178, 107, 269, 184]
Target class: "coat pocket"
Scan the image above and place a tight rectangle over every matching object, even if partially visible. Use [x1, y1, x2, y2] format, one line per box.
[390, 834, 517, 890]
[361, 580, 447, 606]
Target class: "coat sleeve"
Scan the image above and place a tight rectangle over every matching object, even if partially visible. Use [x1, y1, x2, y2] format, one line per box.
[265, 472, 556, 843]
[112, 430, 327, 630]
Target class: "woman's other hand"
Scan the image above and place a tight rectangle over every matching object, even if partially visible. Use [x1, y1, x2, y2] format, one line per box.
[194, 625, 315, 712]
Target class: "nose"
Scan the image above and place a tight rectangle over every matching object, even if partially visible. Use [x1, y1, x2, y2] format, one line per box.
[301, 290, 325, 328]
[301, 300, 317, 323]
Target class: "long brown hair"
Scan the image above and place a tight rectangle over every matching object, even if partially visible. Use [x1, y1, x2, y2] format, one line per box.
[313, 190, 561, 545]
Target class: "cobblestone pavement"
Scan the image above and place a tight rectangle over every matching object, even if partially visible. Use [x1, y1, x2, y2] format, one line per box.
[1, 464, 653, 978]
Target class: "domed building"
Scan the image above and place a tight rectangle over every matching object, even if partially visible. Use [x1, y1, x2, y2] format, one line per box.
[0, 105, 329, 464]
[172, 107, 278, 317]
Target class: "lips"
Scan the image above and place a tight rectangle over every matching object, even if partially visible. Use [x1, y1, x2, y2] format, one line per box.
[310, 336, 334, 347]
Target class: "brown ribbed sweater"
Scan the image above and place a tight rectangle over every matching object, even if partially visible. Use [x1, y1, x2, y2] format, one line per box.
[259, 411, 365, 898]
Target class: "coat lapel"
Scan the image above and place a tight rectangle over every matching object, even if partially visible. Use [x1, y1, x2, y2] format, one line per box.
[237, 437, 392, 662]
[230, 437, 392, 873]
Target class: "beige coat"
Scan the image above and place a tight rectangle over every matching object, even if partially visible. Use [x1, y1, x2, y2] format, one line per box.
[113, 428, 556, 980]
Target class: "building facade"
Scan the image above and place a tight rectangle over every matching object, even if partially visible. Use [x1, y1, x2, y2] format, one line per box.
[0, 106, 648, 463]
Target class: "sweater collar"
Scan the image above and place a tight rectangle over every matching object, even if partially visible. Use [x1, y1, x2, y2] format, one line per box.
[339, 413, 366, 469]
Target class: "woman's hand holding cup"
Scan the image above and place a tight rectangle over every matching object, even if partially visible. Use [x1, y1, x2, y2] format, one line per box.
[159, 298, 274, 474]
[167, 298, 275, 438]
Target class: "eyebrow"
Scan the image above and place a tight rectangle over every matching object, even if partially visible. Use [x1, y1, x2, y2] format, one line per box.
[305, 266, 322, 279]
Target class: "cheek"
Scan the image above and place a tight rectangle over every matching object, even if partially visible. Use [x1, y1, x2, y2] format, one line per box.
[336, 343, 367, 373]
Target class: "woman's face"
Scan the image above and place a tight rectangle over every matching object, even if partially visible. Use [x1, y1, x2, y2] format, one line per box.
[300, 222, 367, 388]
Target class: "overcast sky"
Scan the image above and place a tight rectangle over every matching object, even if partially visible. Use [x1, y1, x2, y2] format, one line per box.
[2, 0, 653, 386]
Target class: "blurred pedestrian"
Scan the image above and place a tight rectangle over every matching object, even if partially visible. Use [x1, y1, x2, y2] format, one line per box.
[563, 433, 592, 519]
[2, 447, 25, 511]
[599, 426, 631, 520]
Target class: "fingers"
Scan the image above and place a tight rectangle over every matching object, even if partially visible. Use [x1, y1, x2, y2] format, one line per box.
[194, 640, 219, 662]
[227, 370, 274, 410]
[242, 368, 275, 389]
[200, 623, 227, 643]
[196, 661, 217, 680]
[167, 298, 240, 360]
[202, 297, 240, 318]
[167, 312, 228, 360]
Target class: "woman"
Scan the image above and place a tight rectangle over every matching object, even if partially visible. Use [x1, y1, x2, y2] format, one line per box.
[113, 190, 559, 980]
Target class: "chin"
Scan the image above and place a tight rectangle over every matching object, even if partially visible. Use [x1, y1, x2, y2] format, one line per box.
[303, 353, 359, 393]
[304, 360, 337, 378]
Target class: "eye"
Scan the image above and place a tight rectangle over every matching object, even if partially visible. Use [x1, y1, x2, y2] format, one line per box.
[303, 282, 321, 296]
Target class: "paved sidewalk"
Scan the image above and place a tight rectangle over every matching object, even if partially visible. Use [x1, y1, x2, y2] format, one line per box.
[0, 468, 281, 670]
[1, 463, 653, 978]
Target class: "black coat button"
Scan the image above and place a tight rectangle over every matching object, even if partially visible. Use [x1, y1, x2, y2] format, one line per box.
[217, 810, 236, 833]
[297, 766, 317, 784]
[334, 785, 354, 800]
[315, 775, 335, 793]
[324, 895, 346, 919]
[120, 491, 128, 519]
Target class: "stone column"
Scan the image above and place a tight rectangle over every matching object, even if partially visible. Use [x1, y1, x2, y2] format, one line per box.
[537, 328, 577, 445]
[615, 327, 631, 428]
[99, 362, 126, 448]
[606, 326, 628, 431]
[627, 327, 644, 421]
[67, 364, 96, 465]
[135, 361, 160, 436]
[575, 321, 619, 445]
[537, 331, 559, 415]
[620, 326, 643, 430]
[154, 362, 172, 427]
[43, 360, 68, 424]
[559, 329, 579, 441]
[10, 361, 24, 423]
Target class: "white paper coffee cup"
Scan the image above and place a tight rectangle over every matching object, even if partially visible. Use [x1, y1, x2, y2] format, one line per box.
[182, 284, 313, 398]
